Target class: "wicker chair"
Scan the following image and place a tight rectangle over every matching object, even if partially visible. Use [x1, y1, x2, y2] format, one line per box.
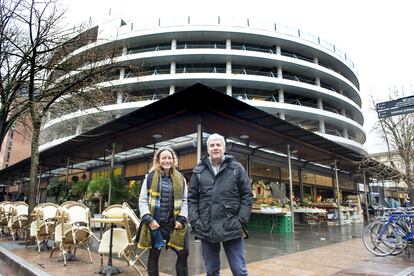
[0, 201, 13, 237]
[8, 201, 29, 241]
[50, 202, 93, 265]
[28, 203, 58, 252]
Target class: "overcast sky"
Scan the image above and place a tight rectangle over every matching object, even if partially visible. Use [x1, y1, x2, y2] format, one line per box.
[62, 0, 414, 154]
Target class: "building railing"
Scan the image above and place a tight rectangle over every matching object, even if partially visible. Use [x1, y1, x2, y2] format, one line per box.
[122, 16, 356, 72]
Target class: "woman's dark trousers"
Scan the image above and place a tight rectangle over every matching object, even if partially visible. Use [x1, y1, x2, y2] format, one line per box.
[147, 247, 189, 276]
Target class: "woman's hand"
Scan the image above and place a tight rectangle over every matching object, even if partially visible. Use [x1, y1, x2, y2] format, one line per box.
[149, 220, 160, 230]
[175, 221, 183, 229]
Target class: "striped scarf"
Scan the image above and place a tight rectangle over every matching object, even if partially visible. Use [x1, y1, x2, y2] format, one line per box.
[138, 168, 187, 250]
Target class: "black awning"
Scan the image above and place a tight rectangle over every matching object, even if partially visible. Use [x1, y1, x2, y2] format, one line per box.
[0, 83, 375, 180]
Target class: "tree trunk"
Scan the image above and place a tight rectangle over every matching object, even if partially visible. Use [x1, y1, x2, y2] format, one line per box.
[406, 165, 414, 205]
[28, 119, 41, 212]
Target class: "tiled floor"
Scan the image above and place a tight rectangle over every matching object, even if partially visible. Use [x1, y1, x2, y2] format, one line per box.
[1, 223, 414, 275]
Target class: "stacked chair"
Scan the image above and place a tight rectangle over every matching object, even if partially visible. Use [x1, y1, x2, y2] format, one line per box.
[50, 201, 93, 265]
[7, 201, 29, 241]
[96, 203, 147, 275]
[121, 202, 147, 274]
[0, 201, 13, 237]
[28, 203, 59, 253]
[97, 204, 125, 266]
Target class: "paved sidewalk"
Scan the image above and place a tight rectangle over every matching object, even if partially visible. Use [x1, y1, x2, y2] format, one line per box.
[215, 239, 414, 276]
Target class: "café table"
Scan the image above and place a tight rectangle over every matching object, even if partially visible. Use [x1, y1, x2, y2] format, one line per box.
[91, 217, 125, 275]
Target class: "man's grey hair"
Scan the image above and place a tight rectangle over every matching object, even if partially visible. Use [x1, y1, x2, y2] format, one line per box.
[207, 133, 226, 148]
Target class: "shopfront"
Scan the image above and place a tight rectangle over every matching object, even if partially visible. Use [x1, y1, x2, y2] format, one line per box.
[0, 84, 388, 232]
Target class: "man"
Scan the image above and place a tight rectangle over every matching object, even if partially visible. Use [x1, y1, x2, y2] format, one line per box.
[188, 133, 253, 276]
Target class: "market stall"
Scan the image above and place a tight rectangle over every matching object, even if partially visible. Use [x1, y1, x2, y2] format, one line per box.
[248, 180, 292, 233]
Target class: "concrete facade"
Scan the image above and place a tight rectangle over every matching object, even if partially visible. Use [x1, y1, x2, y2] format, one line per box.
[40, 16, 365, 155]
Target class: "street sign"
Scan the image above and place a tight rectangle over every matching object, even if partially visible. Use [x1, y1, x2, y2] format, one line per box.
[378, 105, 414, 118]
[376, 95, 414, 111]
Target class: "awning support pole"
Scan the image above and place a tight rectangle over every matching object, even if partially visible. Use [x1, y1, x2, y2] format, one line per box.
[287, 144, 295, 232]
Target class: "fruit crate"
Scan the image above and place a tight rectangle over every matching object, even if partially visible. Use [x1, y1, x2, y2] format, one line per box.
[247, 213, 292, 233]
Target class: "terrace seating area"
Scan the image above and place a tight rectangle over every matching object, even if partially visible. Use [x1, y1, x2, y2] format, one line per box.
[0, 200, 147, 275]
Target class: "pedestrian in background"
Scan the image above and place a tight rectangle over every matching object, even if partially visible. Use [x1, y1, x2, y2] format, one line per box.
[188, 133, 253, 276]
[138, 147, 189, 276]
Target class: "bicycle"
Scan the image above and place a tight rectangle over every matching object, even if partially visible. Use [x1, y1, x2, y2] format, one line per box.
[362, 207, 414, 257]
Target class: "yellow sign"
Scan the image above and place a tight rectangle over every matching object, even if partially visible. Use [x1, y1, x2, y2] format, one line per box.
[91, 167, 122, 180]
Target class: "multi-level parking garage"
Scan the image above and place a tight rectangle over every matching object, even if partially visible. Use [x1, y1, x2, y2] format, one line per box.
[40, 16, 366, 155]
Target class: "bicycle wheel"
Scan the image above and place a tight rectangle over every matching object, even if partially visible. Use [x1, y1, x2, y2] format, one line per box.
[362, 221, 399, 256]
[391, 222, 408, 255]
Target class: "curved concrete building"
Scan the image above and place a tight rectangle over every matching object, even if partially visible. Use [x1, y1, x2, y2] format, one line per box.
[41, 16, 366, 155]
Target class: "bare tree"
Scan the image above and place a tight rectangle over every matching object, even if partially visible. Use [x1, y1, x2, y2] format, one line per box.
[2, 0, 138, 210]
[0, 0, 32, 147]
[372, 88, 414, 202]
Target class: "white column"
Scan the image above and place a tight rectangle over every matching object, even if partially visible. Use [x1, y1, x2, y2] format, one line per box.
[169, 61, 176, 95]
[169, 85, 175, 95]
[342, 128, 349, 139]
[120, 67, 125, 79]
[226, 39, 231, 50]
[341, 108, 349, 138]
[315, 77, 321, 87]
[319, 119, 325, 133]
[117, 91, 123, 104]
[76, 123, 82, 135]
[122, 46, 127, 56]
[278, 89, 285, 120]
[278, 89, 284, 103]
[226, 85, 232, 96]
[318, 98, 325, 133]
[339, 89, 344, 95]
[226, 61, 232, 74]
[313, 57, 318, 64]
[226, 60, 232, 95]
[277, 67, 283, 78]
[170, 39, 177, 95]
[276, 45, 281, 55]
[317, 98, 323, 109]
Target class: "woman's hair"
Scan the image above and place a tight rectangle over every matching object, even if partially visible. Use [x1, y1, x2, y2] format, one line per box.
[207, 133, 226, 148]
[150, 147, 179, 172]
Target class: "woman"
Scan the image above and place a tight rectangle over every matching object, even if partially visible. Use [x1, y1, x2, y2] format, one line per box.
[138, 147, 188, 276]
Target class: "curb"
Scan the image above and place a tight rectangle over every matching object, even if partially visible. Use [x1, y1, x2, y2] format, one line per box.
[0, 243, 50, 276]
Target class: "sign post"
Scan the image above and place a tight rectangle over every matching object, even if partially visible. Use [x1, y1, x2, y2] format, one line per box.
[376, 95, 414, 118]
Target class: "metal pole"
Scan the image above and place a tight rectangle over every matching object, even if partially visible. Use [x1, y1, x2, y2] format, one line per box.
[287, 144, 294, 232]
[65, 157, 70, 190]
[298, 167, 305, 224]
[362, 169, 370, 223]
[298, 167, 304, 204]
[395, 179, 400, 204]
[196, 123, 202, 162]
[381, 178, 386, 205]
[108, 142, 116, 205]
[334, 160, 342, 227]
[20, 172, 23, 194]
